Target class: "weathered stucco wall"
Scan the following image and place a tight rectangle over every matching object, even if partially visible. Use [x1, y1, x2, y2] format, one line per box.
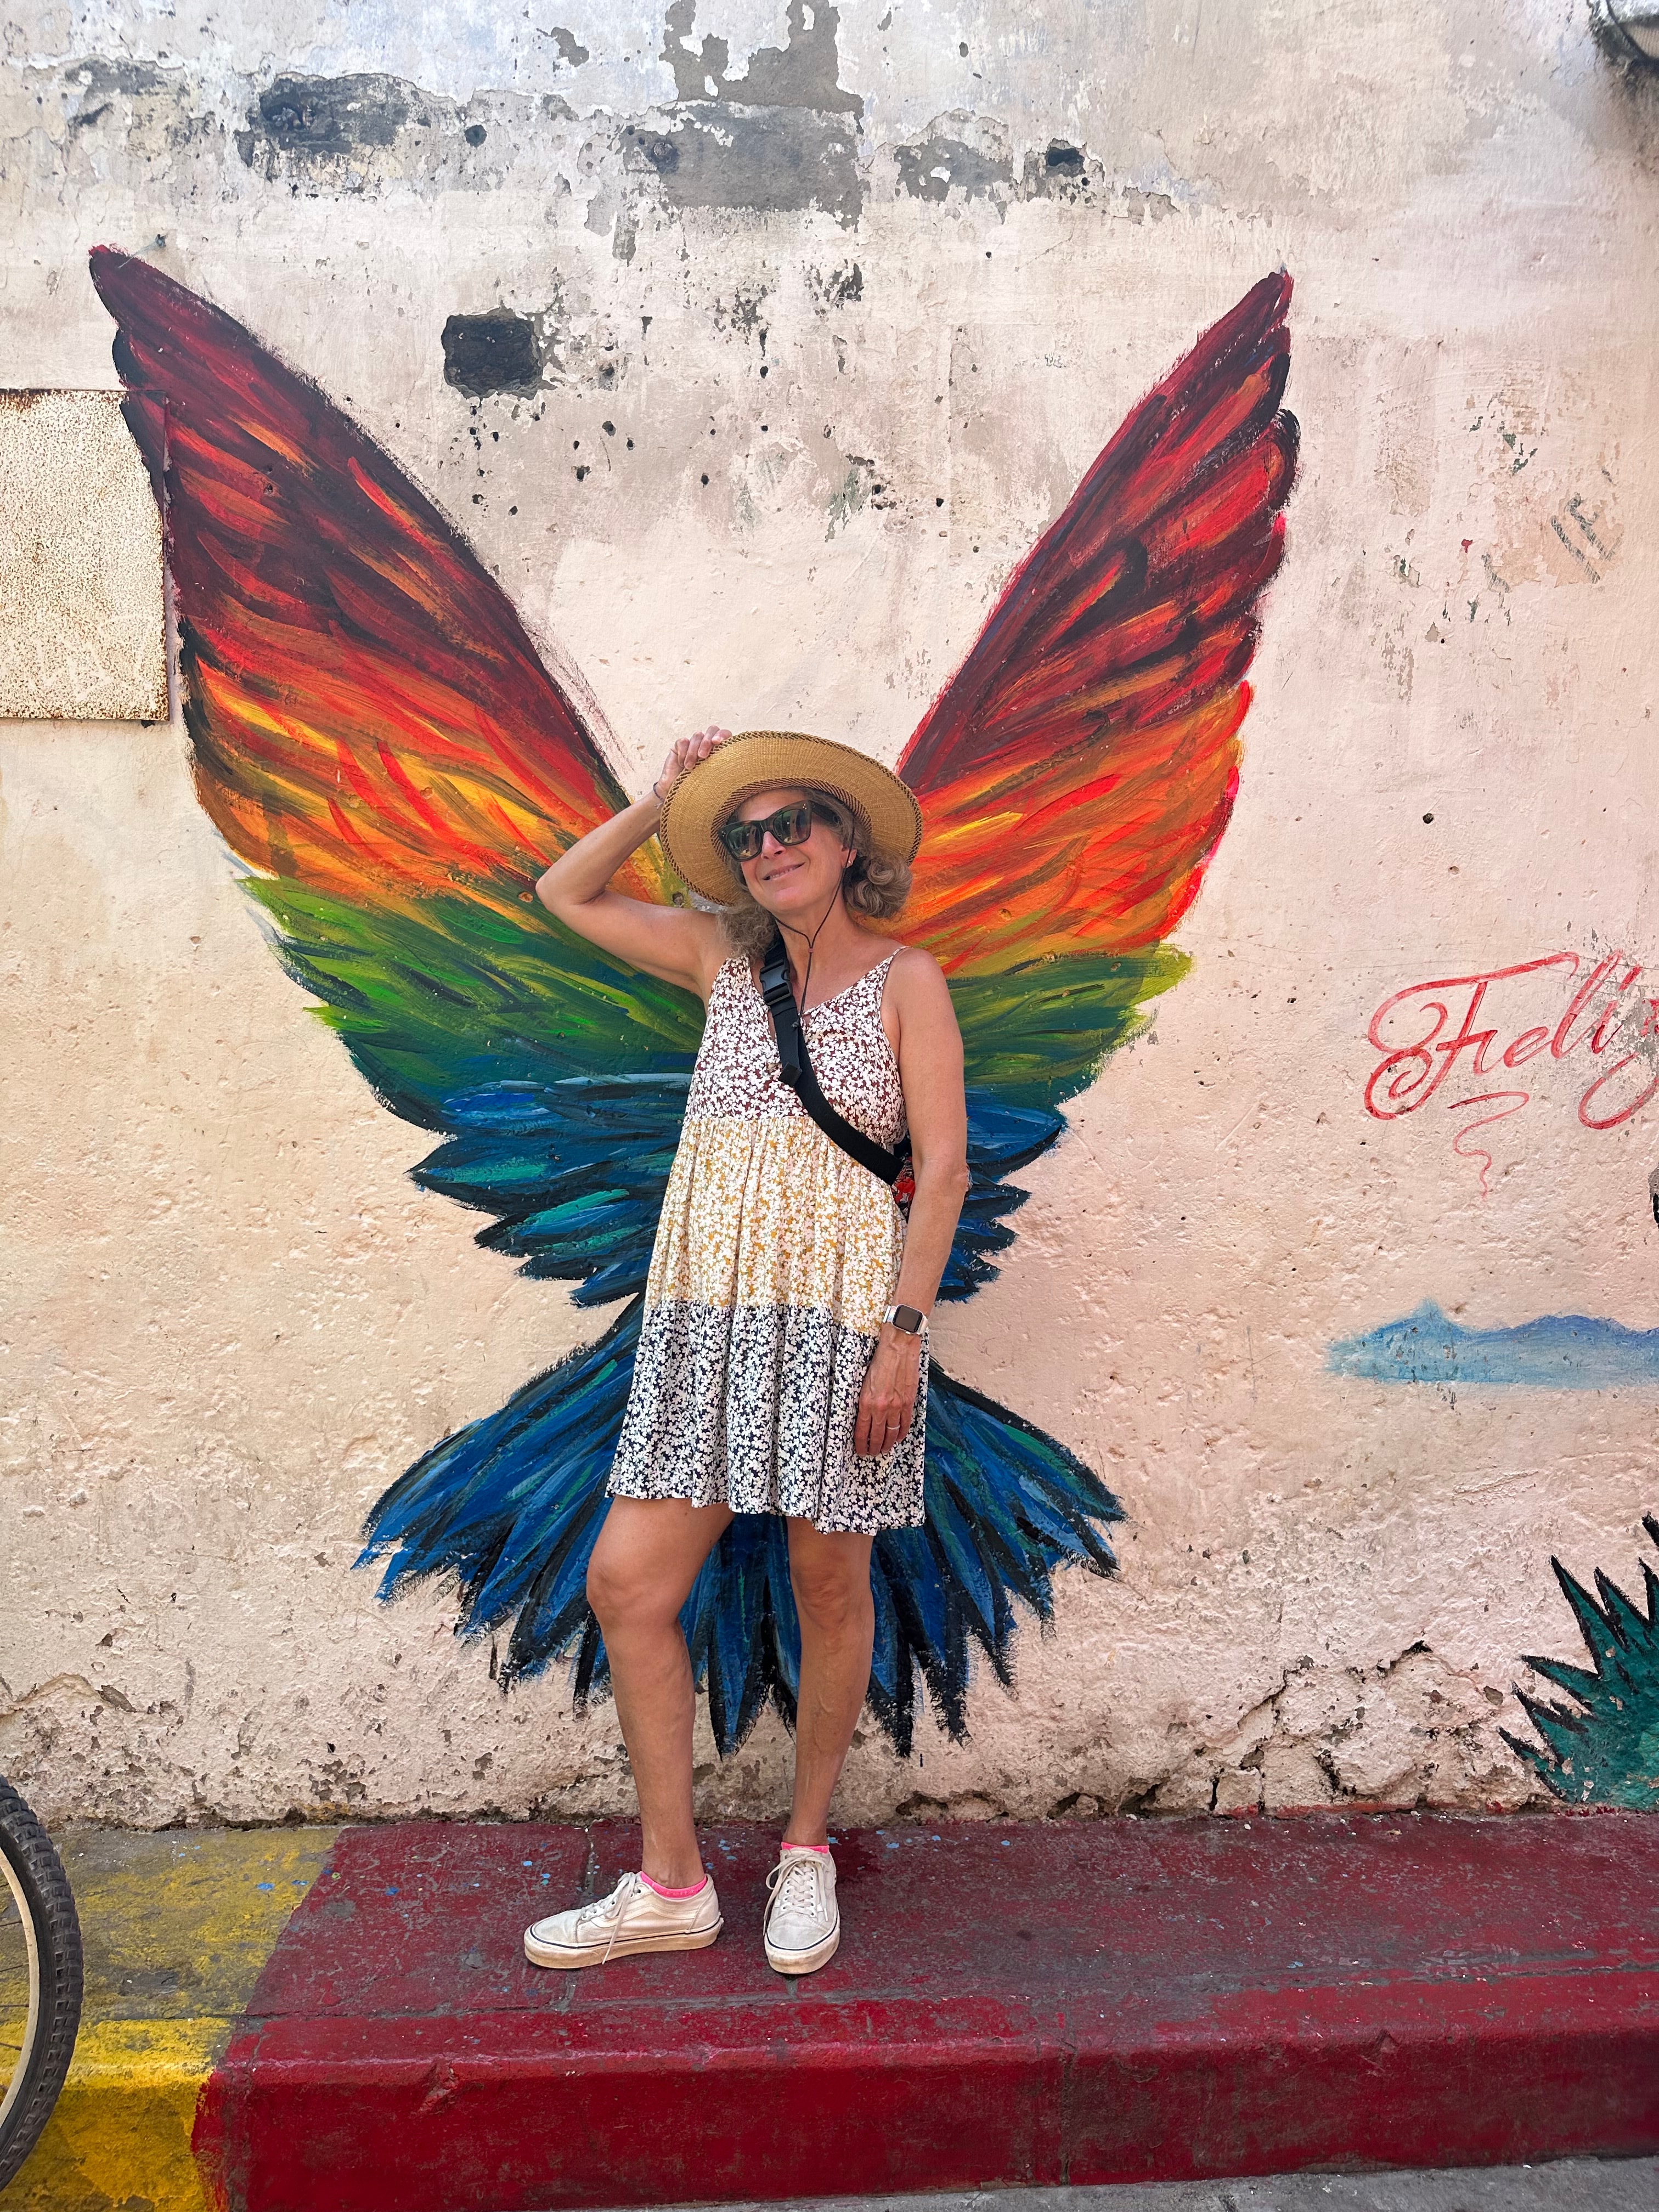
[3, 0, 1658, 1827]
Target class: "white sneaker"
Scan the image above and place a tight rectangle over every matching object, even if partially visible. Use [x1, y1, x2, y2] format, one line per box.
[524, 1870, 723, 1969]
[763, 1845, 840, 1976]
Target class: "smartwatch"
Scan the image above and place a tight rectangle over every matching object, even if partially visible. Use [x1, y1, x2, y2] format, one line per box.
[883, 1304, 927, 1337]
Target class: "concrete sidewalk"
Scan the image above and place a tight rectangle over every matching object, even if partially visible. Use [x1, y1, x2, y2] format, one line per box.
[2, 1810, 1656, 2211]
[661, 2171, 1659, 2211]
[640, 2171, 1659, 2211]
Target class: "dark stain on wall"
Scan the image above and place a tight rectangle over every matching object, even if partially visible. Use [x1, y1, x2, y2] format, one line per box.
[441, 311, 540, 397]
[252, 73, 419, 152]
[544, 27, 591, 68]
[809, 262, 862, 312]
[639, 0, 865, 223]
[662, 0, 861, 115]
[713, 282, 771, 344]
[60, 57, 211, 154]
[236, 72, 445, 178]
[632, 108, 862, 223]
[630, 129, 680, 174]
[893, 125, 1014, 204]
[71, 58, 174, 99]
[1028, 139, 1101, 201]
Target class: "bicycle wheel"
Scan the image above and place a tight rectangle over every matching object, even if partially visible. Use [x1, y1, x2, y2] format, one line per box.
[0, 1776, 82, 2192]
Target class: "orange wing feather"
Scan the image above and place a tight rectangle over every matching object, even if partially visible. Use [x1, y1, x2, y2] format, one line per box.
[89, 249, 663, 927]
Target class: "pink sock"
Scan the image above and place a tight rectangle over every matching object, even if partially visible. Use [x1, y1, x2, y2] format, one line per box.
[782, 1841, 832, 1855]
[640, 1870, 708, 1899]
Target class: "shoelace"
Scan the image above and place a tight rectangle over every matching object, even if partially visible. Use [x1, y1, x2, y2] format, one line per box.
[765, 1852, 828, 1929]
[575, 1872, 642, 1966]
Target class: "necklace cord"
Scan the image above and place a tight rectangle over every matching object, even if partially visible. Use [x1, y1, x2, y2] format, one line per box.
[775, 870, 845, 1010]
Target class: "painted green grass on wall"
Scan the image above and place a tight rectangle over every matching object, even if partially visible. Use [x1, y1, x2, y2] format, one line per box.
[1504, 1516, 1659, 1809]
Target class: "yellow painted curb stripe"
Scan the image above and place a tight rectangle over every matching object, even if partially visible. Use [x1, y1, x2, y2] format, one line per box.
[5, 2019, 221, 2212]
[0, 1825, 339, 2212]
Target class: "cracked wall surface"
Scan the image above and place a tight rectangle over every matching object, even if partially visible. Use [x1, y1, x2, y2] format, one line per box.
[0, 387, 166, 719]
[3, 0, 1658, 1826]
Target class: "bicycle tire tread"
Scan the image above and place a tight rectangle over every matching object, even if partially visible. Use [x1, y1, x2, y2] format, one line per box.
[0, 1775, 84, 2192]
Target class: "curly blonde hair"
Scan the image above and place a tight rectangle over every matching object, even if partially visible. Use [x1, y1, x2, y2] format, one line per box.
[712, 789, 912, 960]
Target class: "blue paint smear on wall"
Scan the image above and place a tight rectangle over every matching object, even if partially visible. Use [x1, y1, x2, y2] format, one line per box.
[1328, 1301, 1659, 1389]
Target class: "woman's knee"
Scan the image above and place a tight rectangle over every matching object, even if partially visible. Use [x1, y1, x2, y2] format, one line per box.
[586, 1544, 672, 1632]
[587, 1499, 732, 1630]
[788, 1543, 873, 1634]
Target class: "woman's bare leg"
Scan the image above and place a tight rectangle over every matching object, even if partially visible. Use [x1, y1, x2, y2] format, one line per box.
[585, 1496, 733, 1888]
[783, 1520, 876, 1847]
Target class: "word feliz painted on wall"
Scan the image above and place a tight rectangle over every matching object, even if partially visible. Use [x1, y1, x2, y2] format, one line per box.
[1364, 952, 1659, 1190]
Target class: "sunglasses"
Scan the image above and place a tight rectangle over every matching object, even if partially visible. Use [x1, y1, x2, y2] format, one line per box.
[718, 801, 834, 864]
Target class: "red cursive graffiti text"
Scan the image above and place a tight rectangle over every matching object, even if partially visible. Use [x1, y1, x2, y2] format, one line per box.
[1365, 951, 1659, 1160]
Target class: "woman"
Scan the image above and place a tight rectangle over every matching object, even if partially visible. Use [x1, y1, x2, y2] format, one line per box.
[523, 726, 969, 1977]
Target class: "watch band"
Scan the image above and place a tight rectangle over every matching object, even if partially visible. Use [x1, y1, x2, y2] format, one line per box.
[883, 1304, 927, 1337]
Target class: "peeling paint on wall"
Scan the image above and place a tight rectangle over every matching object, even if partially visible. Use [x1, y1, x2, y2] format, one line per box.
[892, 116, 1014, 205]
[635, 0, 867, 222]
[662, 0, 862, 115]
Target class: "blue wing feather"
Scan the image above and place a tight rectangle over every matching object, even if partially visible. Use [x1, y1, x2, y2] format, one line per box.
[415, 1076, 690, 1302]
[939, 1090, 1065, 1299]
[362, 1304, 641, 1664]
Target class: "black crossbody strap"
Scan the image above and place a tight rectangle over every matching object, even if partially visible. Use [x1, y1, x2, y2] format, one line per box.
[760, 933, 912, 1190]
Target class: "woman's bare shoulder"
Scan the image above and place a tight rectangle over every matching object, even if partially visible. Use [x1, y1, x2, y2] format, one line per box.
[884, 941, 957, 1020]
[886, 940, 946, 985]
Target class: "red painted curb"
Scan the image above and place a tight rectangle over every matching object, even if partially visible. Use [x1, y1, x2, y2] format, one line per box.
[195, 1812, 1659, 2211]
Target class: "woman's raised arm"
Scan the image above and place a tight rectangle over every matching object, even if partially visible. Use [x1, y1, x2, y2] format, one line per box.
[537, 727, 730, 998]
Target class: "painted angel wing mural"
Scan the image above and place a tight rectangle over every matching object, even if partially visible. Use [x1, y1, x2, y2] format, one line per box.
[90, 249, 1294, 1756]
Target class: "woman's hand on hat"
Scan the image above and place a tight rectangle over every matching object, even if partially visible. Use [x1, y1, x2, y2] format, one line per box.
[652, 727, 729, 806]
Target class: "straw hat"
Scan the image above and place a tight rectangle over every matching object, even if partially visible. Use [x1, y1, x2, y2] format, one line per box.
[658, 730, 923, 904]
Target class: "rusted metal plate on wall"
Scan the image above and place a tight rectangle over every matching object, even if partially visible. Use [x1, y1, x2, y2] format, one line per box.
[0, 387, 166, 721]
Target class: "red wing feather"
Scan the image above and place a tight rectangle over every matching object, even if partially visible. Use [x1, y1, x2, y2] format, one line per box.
[88, 249, 663, 918]
[901, 274, 1295, 974]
